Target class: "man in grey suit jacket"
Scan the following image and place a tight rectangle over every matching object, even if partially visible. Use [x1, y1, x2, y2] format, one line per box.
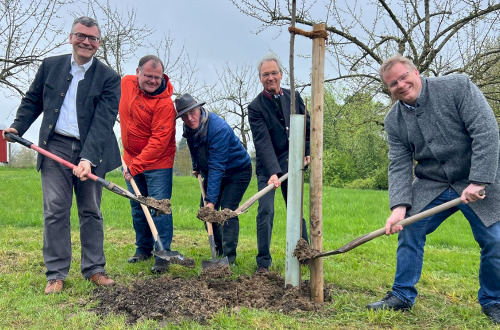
[366, 55, 500, 324]
[2, 16, 121, 294]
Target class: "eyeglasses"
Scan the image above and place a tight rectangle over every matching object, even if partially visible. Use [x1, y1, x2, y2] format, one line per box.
[139, 71, 163, 82]
[388, 71, 410, 89]
[71, 33, 100, 44]
[261, 71, 281, 79]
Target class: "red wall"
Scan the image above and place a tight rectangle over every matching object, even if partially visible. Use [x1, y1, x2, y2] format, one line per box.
[0, 130, 8, 162]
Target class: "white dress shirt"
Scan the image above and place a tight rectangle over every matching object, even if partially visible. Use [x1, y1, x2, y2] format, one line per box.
[54, 55, 93, 139]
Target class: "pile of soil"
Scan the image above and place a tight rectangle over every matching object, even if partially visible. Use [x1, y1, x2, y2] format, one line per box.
[294, 238, 320, 264]
[139, 196, 171, 215]
[91, 269, 331, 325]
[197, 207, 236, 224]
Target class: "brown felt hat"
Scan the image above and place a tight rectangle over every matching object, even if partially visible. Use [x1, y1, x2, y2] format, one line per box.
[174, 93, 205, 119]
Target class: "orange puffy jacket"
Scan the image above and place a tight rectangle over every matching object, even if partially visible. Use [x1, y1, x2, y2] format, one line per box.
[119, 74, 176, 176]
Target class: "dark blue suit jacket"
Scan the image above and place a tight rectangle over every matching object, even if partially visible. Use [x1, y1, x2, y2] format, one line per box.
[248, 88, 310, 178]
[11, 54, 121, 176]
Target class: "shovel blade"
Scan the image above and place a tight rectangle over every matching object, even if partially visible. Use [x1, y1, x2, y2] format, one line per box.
[152, 250, 184, 261]
[201, 256, 229, 269]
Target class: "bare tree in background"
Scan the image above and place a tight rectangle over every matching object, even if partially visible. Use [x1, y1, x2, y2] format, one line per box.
[78, 0, 154, 77]
[231, 0, 500, 105]
[204, 62, 261, 150]
[466, 37, 500, 119]
[155, 33, 202, 97]
[0, 0, 69, 96]
[82, 1, 201, 96]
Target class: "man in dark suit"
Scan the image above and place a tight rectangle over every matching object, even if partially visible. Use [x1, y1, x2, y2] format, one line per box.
[2, 16, 121, 294]
[248, 53, 310, 272]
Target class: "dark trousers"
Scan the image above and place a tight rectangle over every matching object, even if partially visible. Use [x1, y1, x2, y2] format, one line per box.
[256, 175, 309, 268]
[41, 134, 106, 280]
[201, 164, 252, 264]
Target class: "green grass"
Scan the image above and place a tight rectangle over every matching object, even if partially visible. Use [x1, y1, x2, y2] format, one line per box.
[0, 167, 497, 329]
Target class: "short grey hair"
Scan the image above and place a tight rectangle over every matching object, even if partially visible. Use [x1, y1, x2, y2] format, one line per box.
[257, 53, 283, 76]
[138, 55, 165, 72]
[72, 16, 101, 36]
[379, 55, 417, 82]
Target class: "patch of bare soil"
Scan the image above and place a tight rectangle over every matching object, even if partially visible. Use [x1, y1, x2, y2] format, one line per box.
[294, 238, 320, 264]
[139, 196, 171, 215]
[169, 256, 196, 268]
[196, 207, 236, 224]
[90, 270, 332, 325]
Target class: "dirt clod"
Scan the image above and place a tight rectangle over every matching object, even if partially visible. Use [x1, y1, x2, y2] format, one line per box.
[200, 264, 233, 278]
[91, 270, 331, 325]
[294, 238, 320, 264]
[138, 196, 171, 215]
[196, 207, 236, 224]
[170, 257, 196, 268]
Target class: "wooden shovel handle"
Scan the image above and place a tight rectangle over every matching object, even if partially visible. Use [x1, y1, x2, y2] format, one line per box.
[121, 158, 159, 238]
[314, 189, 485, 259]
[198, 174, 214, 236]
[234, 160, 308, 214]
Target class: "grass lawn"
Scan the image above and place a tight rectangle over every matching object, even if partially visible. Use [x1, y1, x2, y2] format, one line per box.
[0, 167, 496, 329]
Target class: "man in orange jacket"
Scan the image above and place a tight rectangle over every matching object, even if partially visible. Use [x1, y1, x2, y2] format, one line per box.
[120, 55, 176, 273]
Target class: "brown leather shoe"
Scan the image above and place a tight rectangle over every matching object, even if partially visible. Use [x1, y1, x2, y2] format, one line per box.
[44, 279, 64, 294]
[88, 272, 115, 286]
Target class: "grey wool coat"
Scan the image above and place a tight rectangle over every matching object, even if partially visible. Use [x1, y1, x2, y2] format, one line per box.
[384, 74, 500, 227]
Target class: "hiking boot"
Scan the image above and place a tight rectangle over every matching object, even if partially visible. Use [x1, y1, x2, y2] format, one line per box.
[483, 303, 500, 324]
[88, 272, 115, 286]
[151, 258, 170, 273]
[366, 291, 412, 311]
[128, 252, 152, 263]
[44, 279, 64, 294]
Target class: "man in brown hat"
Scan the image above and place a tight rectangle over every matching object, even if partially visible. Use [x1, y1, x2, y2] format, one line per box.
[175, 93, 252, 265]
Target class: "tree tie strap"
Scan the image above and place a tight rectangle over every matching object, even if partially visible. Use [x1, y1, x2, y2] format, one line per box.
[288, 26, 328, 40]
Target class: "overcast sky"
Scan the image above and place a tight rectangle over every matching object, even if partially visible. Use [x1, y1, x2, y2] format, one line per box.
[1, 0, 315, 144]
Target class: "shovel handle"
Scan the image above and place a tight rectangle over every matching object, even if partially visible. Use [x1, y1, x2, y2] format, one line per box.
[198, 174, 214, 236]
[4, 132, 32, 148]
[121, 158, 159, 239]
[6, 132, 101, 181]
[198, 174, 218, 259]
[6, 133, 164, 212]
[234, 160, 308, 214]
[314, 190, 484, 259]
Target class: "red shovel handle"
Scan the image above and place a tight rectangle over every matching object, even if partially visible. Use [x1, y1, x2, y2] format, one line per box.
[5, 132, 99, 181]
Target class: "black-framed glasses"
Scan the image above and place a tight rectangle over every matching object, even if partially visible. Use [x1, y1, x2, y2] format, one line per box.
[71, 33, 100, 44]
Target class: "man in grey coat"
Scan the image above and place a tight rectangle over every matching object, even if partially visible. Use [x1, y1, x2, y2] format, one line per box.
[2, 16, 120, 294]
[366, 55, 500, 324]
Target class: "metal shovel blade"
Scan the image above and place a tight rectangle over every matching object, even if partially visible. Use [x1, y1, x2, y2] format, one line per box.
[153, 249, 184, 261]
[202, 256, 229, 269]
[152, 249, 197, 268]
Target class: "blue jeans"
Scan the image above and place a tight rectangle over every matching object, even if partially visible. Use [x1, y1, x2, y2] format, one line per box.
[126, 168, 173, 258]
[392, 188, 500, 308]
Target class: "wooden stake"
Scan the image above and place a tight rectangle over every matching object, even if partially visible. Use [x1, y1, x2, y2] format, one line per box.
[310, 23, 326, 303]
